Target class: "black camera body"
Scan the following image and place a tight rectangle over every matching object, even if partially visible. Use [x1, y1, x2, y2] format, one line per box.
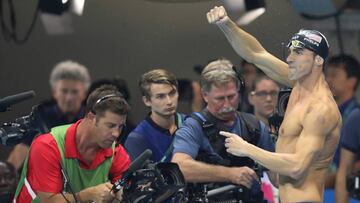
[121, 162, 186, 203]
[268, 88, 292, 141]
[276, 88, 292, 117]
[0, 105, 47, 146]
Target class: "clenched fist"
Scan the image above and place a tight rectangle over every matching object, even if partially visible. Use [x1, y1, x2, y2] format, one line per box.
[206, 6, 229, 24]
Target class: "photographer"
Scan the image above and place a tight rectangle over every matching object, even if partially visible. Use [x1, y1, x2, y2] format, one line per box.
[14, 85, 130, 203]
[172, 59, 275, 202]
[7, 60, 91, 170]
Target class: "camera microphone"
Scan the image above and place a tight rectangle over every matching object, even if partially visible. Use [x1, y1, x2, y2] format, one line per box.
[111, 149, 152, 193]
[0, 90, 35, 112]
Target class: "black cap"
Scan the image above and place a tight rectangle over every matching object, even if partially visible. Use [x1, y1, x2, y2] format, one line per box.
[287, 29, 329, 60]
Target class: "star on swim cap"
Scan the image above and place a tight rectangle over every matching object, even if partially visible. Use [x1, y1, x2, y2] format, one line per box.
[287, 29, 329, 60]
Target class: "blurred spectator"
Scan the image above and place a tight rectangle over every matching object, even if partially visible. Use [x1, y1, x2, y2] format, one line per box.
[335, 108, 360, 203]
[248, 74, 280, 203]
[239, 60, 264, 113]
[325, 54, 360, 188]
[7, 60, 90, 170]
[177, 79, 204, 114]
[249, 74, 280, 126]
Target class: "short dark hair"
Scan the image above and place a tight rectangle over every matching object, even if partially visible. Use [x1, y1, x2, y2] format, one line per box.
[87, 77, 131, 102]
[139, 69, 178, 99]
[85, 84, 130, 117]
[326, 54, 360, 89]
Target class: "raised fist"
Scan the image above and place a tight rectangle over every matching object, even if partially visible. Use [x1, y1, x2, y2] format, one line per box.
[206, 6, 229, 24]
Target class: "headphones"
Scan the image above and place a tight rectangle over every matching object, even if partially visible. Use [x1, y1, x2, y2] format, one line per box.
[91, 94, 123, 114]
[232, 66, 246, 95]
[91, 93, 129, 145]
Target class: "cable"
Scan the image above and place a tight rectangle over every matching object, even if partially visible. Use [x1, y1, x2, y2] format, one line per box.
[60, 162, 80, 203]
[0, 0, 40, 44]
[60, 192, 71, 203]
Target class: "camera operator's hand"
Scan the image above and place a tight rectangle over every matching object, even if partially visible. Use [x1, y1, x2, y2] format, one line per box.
[227, 166, 259, 188]
[85, 182, 115, 203]
[113, 187, 123, 203]
[206, 6, 230, 25]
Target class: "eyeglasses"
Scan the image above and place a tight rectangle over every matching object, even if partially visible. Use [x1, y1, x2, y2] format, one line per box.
[251, 90, 279, 98]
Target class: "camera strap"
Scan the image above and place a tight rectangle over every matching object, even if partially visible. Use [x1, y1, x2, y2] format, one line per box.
[60, 161, 80, 203]
[160, 113, 184, 163]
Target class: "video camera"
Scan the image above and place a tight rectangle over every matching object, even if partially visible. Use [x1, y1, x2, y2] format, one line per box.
[268, 87, 291, 141]
[0, 105, 48, 146]
[122, 162, 186, 203]
[187, 162, 264, 203]
[111, 149, 186, 203]
[0, 91, 48, 146]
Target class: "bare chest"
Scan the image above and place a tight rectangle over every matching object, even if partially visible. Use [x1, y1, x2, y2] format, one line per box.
[276, 103, 306, 153]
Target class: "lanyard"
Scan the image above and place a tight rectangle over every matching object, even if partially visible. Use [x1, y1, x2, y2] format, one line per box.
[160, 113, 182, 163]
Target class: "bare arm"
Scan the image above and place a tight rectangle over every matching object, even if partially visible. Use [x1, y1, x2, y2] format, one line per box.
[37, 182, 116, 203]
[7, 143, 29, 170]
[335, 148, 355, 203]
[171, 152, 258, 188]
[222, 104, 338, 179]
[266, 171, 279, 188]
[207, 6, 291, 87]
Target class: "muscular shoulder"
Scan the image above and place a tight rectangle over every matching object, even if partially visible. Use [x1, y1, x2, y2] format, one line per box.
[303, 100, 340, 134]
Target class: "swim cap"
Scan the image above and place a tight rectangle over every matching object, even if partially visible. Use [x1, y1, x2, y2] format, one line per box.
[287, 29, 329, 60]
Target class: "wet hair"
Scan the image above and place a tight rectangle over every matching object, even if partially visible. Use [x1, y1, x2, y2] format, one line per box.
[326, 54, 360, 89]
[200, 58, 240, 93]
[49, 60, 91, 89]
[139, 69, 178, 99]
[85, 84, 130, 117]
